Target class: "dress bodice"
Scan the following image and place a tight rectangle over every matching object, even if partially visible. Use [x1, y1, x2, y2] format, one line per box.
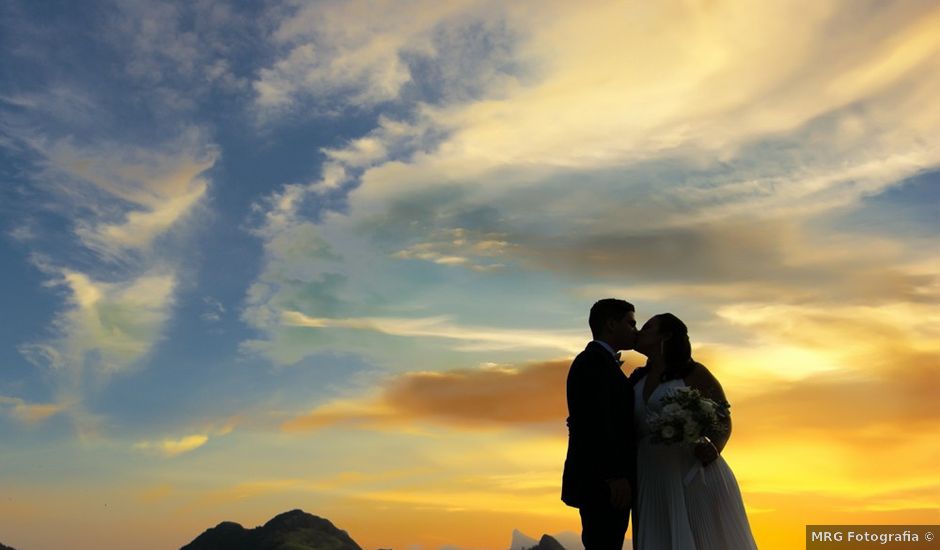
[634, 375, 687, 440]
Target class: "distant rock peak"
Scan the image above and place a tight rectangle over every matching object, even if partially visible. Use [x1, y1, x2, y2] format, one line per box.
[533, 534, 567, 550]
[510, 528, 540, 550]
[180, 509, 362, 550]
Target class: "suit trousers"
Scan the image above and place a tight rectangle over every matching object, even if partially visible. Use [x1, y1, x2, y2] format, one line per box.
[579, 498, 629, 550]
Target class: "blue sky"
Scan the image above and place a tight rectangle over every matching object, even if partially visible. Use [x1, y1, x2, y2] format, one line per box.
[1, 1, 938, 549]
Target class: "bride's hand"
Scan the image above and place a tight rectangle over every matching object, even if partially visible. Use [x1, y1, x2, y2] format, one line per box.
[694, 437, 719, 466]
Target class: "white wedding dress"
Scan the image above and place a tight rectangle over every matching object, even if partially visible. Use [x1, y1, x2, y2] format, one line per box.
[633, 375, 758, 550]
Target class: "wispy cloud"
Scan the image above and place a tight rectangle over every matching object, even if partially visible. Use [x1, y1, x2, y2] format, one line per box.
[200, 296, 226, 323]
[106, 0, 252, 110]
[20, 269, 176, 375]
[40, 134, 216, 260]
[18, 133, 217, 374]
[253, 0, 514, 112]
[391, 228, 513, 272]
[0, 395, 64, 424]
[130, 417, 239, 458]
[6, 129, 219, 439]
[133, 433, 210, 458]
[282, 311, 582, 354]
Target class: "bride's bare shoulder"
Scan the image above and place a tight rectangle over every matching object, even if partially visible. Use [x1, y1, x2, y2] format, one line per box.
[685, 362, 726, 401]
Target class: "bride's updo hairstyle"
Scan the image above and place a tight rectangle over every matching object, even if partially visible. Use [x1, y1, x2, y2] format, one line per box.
[657, 313, 695, 381]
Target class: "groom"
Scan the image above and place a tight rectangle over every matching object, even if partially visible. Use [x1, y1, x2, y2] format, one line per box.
[561, 299, 638, 550]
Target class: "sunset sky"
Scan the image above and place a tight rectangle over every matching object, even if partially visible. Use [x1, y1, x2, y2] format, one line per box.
[1, 1, 938, 549]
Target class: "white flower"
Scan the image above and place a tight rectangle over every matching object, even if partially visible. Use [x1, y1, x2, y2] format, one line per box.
[662, 403, 682, 416]
[661, 426, 676, 439]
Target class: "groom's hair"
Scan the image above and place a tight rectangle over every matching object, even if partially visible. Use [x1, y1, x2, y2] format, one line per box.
[589, 298, 635, 337]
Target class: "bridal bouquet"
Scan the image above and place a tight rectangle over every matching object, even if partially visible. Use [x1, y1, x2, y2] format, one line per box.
[647, 387, 729, 445]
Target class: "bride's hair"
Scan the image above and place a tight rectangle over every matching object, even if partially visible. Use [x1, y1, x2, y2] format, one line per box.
[657, 313, 695, 381]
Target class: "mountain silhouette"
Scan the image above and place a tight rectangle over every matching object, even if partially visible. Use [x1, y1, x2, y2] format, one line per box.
[524, 534, 567, 550]
[510, 529, 539, 550]
[1, 542, 17, 550]
[512, 529, 586, 550]
[180, 509, 363, 550]
[513, 529, 631, 550]
[550, 532, 583, 550]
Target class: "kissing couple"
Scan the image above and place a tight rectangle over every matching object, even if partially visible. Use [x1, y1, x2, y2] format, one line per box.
[561, 299, 759, 550]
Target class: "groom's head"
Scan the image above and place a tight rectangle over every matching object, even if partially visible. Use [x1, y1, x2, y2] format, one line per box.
[589, 298, 637, 351]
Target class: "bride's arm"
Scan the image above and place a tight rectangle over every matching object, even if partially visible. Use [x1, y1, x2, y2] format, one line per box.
[687, 363, 732, 454]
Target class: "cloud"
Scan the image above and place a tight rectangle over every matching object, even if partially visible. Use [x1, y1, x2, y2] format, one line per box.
[243, 0, 940, 374]
[731, 361, 940, 444]
[331, 0, 940, 208]
[40, 134, 217, 260]
[22, 269, 177, 376]
[133, 433, 210, 457]
[391, 228, 514, 272]
[282, 359, 570, 432]
[253, 0, 513, 111]
[0, 395, 65, 424]
[549, 221, 938, 305]
[15, 131, 217, 361]
[5, 129, 220, 441]
[200, 296, 226, 323]
[105, 0, 252, 109]
[716, 301, 940, 354]
[706, 300, 940, 423]
[130, 415, 244, 458]
[282, 311, 582, 354]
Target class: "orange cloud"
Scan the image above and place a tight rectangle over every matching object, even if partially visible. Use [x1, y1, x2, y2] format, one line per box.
[732, 360, 939, 437]
[283, 360, 572, 432]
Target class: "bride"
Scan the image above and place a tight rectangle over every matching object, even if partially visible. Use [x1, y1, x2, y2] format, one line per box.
[629, 313, 758, 550]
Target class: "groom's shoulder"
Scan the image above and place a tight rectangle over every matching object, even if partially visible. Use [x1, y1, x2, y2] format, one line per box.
[568, 344, 602, 373]
[571, 343, 603, 363]
[568, 344, 610, 380]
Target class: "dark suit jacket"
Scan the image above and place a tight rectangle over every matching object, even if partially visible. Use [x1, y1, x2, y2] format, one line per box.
[561, 341, 637, 508]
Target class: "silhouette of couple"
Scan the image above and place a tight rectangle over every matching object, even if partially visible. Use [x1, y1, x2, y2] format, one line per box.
[562, 299, 758, 550]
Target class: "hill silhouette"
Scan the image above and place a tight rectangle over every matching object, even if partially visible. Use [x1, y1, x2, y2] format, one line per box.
[524, 534, 567, 550]
[1, 542, 17, 550]
[510, 529, 539, 550]
[180, 509, 362, 550]
[512, 529, 584, 550]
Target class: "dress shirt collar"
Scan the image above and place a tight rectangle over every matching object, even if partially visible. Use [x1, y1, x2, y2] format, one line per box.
[591, 339, 619, 360]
